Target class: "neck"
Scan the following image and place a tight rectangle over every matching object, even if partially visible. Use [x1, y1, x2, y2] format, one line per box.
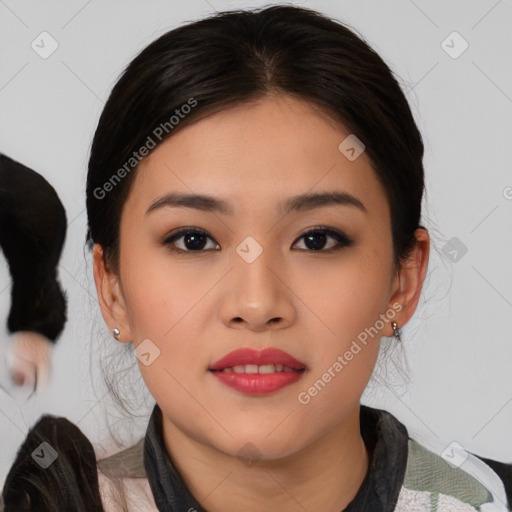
[160, 406, 370, 512]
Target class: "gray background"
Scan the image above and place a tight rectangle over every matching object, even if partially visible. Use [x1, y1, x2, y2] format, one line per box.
[1, 0, 511, 487]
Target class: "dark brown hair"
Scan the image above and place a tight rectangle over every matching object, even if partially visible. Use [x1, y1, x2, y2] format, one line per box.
[86, 4, 425, 276]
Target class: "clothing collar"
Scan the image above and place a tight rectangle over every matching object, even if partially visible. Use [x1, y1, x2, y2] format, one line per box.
[143, 404, 409, 512]
[344, 405, 409, 511]
[144, 405, 205, 512]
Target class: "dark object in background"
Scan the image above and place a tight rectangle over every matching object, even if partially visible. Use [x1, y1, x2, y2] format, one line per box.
[0, 153, 67, 343]
[1, 414, 104, 512]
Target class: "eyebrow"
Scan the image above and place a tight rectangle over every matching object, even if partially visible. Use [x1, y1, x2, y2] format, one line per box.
[145, 191, 367, 216]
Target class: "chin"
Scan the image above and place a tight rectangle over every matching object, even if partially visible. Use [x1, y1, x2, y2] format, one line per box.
[212, 427, 310, 463]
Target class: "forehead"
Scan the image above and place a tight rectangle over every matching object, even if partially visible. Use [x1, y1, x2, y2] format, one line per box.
[124, 94, 389, 220]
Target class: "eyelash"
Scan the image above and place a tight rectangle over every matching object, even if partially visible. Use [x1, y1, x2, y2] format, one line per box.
[162, 225, 354, 254]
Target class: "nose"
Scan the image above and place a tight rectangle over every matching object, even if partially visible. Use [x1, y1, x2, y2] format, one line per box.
[218, 244, 296, 333]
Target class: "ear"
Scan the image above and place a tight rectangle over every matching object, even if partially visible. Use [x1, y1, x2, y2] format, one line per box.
[385, 228, 430, 335]
[92, 243, 132, 343]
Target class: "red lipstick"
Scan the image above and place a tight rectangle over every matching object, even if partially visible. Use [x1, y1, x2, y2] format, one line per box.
[209, 348, 306, 396]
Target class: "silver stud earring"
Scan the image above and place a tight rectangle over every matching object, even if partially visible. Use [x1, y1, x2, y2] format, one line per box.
[391, 321, 401, 342]
[112, 327, 120, 340]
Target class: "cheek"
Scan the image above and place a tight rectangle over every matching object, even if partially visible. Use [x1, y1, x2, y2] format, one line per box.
[293, 264, 386, 420]
[295, 249, 392, 347]
[119, 248, 213, 390]
[120, 244, 204, 339]
[289, 251, 391, 414]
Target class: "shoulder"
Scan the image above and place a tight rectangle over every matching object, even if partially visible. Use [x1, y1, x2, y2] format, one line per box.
[97, 468, 158, 512]
[97, 438, 158, 512]
[394, 437, 511, 512]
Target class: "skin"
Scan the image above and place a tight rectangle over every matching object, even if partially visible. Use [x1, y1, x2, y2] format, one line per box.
[8, 332, 52, 390]
[93, 93, 429, 511]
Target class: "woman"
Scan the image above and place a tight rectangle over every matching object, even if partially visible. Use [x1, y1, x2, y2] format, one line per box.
[2, 4, 511, 511]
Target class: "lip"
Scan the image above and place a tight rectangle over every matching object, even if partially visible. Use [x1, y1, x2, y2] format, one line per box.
[209, 348, 306, 371]
[208, 348, 306, 396]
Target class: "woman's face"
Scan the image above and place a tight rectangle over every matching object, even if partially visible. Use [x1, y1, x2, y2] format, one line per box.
[96, 93, 420, 460]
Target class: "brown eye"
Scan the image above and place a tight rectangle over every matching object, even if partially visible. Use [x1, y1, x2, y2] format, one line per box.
[292, 227, 354, 252]
[163, 228, 219, 252]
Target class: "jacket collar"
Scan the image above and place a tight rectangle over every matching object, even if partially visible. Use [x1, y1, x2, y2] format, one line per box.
[144, 405, 205, 512]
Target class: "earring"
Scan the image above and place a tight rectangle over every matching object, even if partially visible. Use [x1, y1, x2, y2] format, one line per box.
[391, 322, 401, 342]
[112, 327, 120, 340]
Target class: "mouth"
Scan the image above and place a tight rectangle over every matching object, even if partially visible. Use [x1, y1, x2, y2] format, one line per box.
[208, 348, 306, 395]
[210, 364, 305, 374]
[209, 347, 306, 371]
